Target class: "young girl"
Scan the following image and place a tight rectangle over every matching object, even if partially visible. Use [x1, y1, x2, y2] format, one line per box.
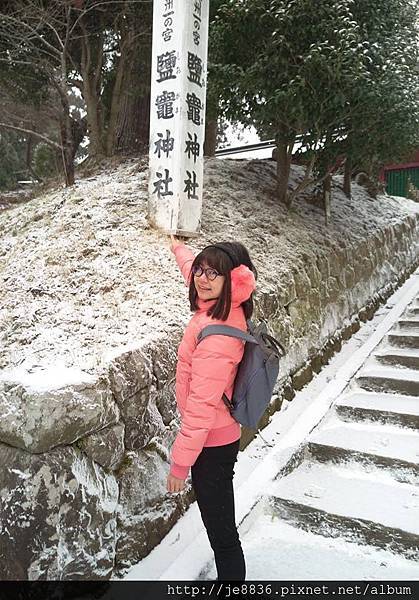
[166, 234, 257, 581]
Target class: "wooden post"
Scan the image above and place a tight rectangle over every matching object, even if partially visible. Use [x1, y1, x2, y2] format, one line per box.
[148, 0, 209, 237]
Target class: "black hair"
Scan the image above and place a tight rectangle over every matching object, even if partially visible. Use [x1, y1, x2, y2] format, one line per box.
[189, 242, 257, 321]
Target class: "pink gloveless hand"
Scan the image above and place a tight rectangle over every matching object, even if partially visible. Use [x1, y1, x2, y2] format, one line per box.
[167, 473, 186, 493]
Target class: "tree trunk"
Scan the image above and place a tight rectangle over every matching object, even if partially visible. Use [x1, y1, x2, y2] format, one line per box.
[106, 51, 129, 155]
[59, 113, 86, 187]
[60, 131, 75, 186]
[104, 3, 152, 156]
[323, 173, 332, 225]
[108, 32, 151, 156]
[83, 79, 105, 157]
[58, 105, 75, 186]
[114, 91, 150, 155]
[57, 21, 76, 186]
[71, 116, 87, 159]
[276, 138, 292, 206]
[79, 17, 105, 157]
[204, 119, 217, 156]
[343, 157, 352, 198]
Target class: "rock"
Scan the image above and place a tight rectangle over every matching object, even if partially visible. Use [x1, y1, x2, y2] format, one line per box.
[154, 381, 178, 426]
[293, 268, 311, 298]
[292, 363, 314, 390]
[115, 447, 191, 571]
[109, 348, 167, 450]
[109, 349, 152, 404]
[78, 423, 125, 471]
[0, 372, 119, 453]
[0, 442, 118, 580]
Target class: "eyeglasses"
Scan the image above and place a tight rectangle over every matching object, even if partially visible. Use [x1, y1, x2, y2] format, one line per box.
[191, 265, 221, 281]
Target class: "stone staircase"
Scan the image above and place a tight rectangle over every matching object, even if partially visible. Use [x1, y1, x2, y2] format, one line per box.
[239, 296, 419, 579]
[127, 284, 419, 582]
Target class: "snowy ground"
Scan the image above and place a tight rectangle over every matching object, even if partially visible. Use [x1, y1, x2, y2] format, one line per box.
[1, 157, 418, 387]
[123, 268, 419, 581]
[228, 516, 418, 580]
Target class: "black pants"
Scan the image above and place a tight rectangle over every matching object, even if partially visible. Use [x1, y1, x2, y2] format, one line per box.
[191, 439, 246, 581]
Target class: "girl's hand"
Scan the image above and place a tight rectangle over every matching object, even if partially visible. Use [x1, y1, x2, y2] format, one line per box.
[167, 473, 186, 493]
[169, 234, 184, 254]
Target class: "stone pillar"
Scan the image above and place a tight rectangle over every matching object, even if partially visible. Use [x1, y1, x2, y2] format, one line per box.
[148, 0, 209, 237]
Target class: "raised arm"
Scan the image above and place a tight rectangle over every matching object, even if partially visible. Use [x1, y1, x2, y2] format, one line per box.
[169, 235, 195, 287]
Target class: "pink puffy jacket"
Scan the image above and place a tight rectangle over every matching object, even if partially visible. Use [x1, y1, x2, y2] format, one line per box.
[170, 244, 256, 480]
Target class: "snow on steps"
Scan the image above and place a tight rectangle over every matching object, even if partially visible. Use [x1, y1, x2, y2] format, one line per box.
[374, 347, 419, 370]
[265, 461, 419, 560]
[236, 513, 419, 580]
[204, 501, 419, 580]
[395, 319, 419, 330]
[333, 390, 419, 430]
[306, 418, 419, 484]
[387, 331, 419, 349]
[227, 287, 419, 577]
[254, 290, 419, 568]
[355, 366, 419, 396]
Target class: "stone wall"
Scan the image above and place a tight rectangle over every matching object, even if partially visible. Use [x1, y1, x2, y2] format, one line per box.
[248, 216, 419, 443]
[1, 160, 419, 579]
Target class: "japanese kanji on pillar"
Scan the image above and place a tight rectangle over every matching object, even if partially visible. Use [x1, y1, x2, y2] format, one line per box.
[148, 0, 209, 237]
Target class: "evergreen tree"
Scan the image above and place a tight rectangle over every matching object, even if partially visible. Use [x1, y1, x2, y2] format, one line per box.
[341, 0, 419, 197]
[210, 0, 419, 206]
[0, 130, 25, 190]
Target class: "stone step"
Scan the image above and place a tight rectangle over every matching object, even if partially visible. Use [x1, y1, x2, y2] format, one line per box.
[334, 391, 419, 430]
[374, 348, 419, 370]
[232, 513, 419, 580]
[356, 367, 419, 396]
[306, 420, 419, 484]
[387, 331, 419, 349]
[394, 320, 419, 331]
[268, 461, 419, 559]
[406, 307, 419, 316]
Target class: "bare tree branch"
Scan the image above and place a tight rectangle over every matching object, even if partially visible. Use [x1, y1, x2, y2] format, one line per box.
[0, 122, 62, 149]
[68, 0, 151, 37]
[0, 13, 62, 58]
[43, 17, 65, 51]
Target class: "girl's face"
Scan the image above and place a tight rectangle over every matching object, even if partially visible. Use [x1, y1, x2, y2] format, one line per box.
[194, 261, 226, 301]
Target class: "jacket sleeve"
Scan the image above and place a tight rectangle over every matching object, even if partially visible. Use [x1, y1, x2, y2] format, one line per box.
[173, 244, 195, 287]
[170, 334, 243, 479]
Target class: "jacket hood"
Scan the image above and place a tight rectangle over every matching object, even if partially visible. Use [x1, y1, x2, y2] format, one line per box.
[197, 264, 256, 311]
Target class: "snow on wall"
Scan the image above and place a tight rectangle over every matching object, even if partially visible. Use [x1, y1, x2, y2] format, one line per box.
[0, 157, 418, 579]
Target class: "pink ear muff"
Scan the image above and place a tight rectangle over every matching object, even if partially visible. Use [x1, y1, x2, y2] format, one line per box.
[230, 264, 256, 304]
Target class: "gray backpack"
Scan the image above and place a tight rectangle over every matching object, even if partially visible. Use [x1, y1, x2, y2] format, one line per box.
[196, 320, 285, 429]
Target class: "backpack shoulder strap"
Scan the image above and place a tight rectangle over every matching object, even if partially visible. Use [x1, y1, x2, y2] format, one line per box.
[196, 324, 258, 345]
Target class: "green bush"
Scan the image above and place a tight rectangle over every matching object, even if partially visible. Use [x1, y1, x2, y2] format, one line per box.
[33, 143, 60, 179]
